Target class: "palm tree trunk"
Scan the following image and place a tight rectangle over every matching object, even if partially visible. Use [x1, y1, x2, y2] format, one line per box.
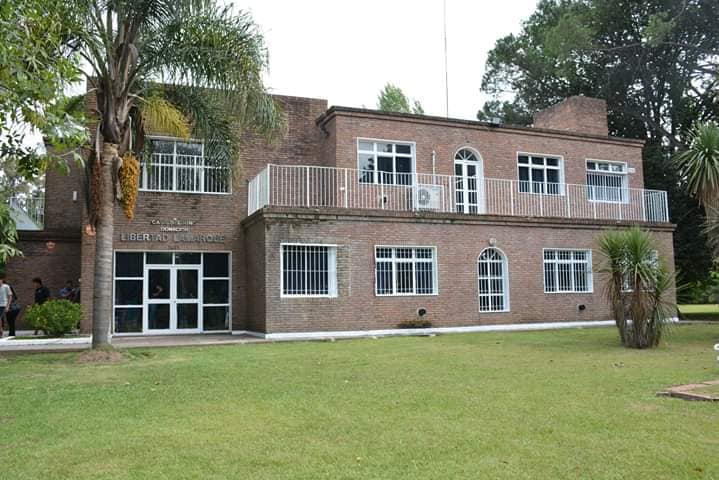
[91, 142, 117, 348]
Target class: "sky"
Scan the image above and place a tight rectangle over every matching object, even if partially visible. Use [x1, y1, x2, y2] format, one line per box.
[235, 0, 539, 120]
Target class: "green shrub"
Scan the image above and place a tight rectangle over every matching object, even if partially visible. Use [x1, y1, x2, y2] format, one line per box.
[25, 300, 82, 337]
[397, 318, 432, 329]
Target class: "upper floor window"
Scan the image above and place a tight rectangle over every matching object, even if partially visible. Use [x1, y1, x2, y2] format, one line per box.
[518, 154, 563, 195]
[140, 138, 230, 194]
[586, 160, 628, 203]
[358, 139, 414, 185]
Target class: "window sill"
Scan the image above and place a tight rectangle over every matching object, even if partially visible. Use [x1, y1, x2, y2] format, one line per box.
[139, 189, 232, 196]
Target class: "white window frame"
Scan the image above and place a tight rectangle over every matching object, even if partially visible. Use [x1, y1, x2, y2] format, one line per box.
[477, 247, 510, 313]
[374, 246, 438, 297]
[357, 138, 416, 186]
[517, 152, 565, 196]
[543, 248, 593, 294]
[140, 136, 231, 195]
[586, 159, 629, 204]
[280, 243, 338, 298]
[112, 250, 232, 336]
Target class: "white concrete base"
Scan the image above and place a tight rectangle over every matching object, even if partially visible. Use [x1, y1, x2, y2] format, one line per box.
[0, 335, 91, 351]
[260, 320, 618, 341]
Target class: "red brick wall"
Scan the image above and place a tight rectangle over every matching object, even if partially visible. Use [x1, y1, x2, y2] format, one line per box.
[5, 235, 81, 330]
[533, 96, 610, 136]
[323, 109, 643, 189]
[79, 95, 328, 333]
[248, 208, 674, 334]
[5, 158, 84, 331]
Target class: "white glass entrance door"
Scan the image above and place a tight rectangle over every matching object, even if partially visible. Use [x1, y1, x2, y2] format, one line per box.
[145, 265, 201, 333]
[114, 251, 231, 335]
[454, 148, 485, 214]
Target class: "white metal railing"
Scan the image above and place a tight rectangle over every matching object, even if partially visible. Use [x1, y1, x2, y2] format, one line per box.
[140, 153, 230, 194]
[247, 164, 669, 223]
[9, 194, 45, 230]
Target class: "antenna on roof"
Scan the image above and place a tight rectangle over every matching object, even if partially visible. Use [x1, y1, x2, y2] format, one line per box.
[443, 0, 449, 118]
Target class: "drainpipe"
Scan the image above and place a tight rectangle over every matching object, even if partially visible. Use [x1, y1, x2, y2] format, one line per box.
[432, 150, 437, 178]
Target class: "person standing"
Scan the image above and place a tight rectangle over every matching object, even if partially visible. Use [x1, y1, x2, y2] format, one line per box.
[5, 281, 20, 337]
[33, 277, 50, 305]
[32, 277, 50, 335]
[0, 276, 12, 338]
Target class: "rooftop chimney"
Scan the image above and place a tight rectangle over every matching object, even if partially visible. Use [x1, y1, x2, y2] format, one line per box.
[533, 96, 608, 136]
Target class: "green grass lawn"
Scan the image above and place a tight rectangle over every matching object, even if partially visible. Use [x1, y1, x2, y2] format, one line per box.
[679, 304, 719, 321]
[2, 325, 719, 480]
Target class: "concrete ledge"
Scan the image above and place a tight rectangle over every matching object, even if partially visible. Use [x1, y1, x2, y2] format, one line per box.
[262, 320, 617, 340]
[0, 336, 90, 352]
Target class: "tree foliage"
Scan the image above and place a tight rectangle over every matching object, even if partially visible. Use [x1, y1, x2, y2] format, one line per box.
[377, 83, 424, 114]
[481, 0, 719, 284]
[0, 0, 88, 175]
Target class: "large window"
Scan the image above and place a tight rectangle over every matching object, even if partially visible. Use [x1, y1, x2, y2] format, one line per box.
[477, 248, 509, 312]
[113, 251, 231, 334]
[518, 154, 563, 195]
[140, 138, 230, 194]
[375, 246, 437, 296]
[281, 244, 337, 297]
[358, 139, 414, 185]
[586, 160, 628, 203]
[543, 249, 592, 293]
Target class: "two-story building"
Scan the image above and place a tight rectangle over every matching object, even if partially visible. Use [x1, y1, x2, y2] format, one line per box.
[7, 95, 675, 339]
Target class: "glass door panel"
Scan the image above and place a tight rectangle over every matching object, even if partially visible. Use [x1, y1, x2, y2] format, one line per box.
[175, 268, 200, 331]
[147, 269, 171, 331]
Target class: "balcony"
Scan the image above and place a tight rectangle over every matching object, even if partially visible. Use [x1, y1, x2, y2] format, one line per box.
[248, 165, 669, 223]
[9, 195, 45, 230]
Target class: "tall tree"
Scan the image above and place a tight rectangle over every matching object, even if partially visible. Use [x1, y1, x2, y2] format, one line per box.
[1, 0, 89, 266]
[377, 83, 424, 114]
[0, 0, 87, 175]
[481, 0, 719, 285]
[42, 0, 285, 348]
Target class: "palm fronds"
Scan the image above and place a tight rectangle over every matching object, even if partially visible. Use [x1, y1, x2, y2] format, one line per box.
[674, 120, 719, 208]
[597, 227, 676, 348]
[139, 95, 191, 139]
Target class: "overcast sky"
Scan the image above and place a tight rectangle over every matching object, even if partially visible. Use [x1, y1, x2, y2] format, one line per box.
[238, 0, 539, 120]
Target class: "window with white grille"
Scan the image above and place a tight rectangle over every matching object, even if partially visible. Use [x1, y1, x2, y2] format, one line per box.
[478, 248, 509, 312]
[281, 244, 337, 297]
[375, 246, 437, 296]
[358, 139, 415, 185]
[140, 138, 230, 194]
[543, 249, 592, 293]
[518, 154, 563, 195]
[586, 160, 628, 203]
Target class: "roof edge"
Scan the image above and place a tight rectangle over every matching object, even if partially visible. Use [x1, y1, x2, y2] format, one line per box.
[316, 106, 645, 147]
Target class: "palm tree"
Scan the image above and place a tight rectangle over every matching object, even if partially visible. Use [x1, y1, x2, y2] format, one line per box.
[674, 121, 719, 252]
[597, 228, 675, 349]
[67, 0, 284, 348]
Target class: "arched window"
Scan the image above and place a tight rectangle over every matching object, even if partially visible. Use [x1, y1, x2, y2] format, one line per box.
[477, 248, 509, 312]
[454, 148, 484, 214]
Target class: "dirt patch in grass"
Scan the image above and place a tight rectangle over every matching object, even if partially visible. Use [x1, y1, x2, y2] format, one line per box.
[76, 349, 128, 364]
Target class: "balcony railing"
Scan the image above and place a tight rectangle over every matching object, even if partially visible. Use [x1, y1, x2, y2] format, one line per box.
[9, 195, 45, 230]
[248, 164, 669, 223]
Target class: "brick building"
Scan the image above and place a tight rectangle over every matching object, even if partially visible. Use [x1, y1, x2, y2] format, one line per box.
[6, 95, 675, 339]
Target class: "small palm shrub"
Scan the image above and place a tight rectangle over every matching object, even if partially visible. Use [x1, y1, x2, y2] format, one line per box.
[25, 300, 82, 337]
[597, 228, 676, 348]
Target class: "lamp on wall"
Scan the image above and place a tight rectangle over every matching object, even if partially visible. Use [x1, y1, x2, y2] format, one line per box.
[46, 241, 56, 251]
